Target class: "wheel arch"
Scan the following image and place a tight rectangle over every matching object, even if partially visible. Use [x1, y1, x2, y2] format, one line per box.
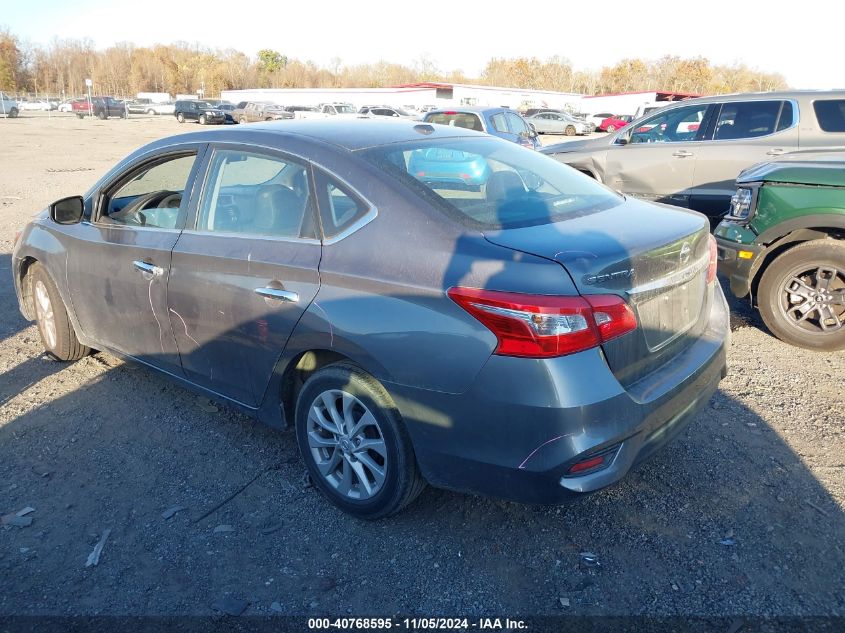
[17, 255, 39, 319]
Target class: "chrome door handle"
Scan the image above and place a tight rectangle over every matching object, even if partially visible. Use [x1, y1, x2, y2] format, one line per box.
[255, 287, 299, 303]
[766, 148, 786, 156]
[133, 260, 164, 277]
[672, 150, 694, 158]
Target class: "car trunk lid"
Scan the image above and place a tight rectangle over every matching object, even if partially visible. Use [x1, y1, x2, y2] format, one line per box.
[483, 198, 713, 388]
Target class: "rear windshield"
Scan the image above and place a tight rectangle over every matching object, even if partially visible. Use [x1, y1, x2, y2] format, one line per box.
[425, 112, 484, 132]
[813, 100, 845, 132]
[358, 137, 622, 229]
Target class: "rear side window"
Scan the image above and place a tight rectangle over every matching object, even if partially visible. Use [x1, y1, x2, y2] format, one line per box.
[490, 113, 508, 132]
[813, 100, 845, 132]
[425, 112, 484, 131]
[314, 171, 371, 239]
[196, 150, 314, 239]
[714, 101, 783, 140]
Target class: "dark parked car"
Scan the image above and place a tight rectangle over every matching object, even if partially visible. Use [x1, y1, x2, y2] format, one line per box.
[715, 151, 845, 350]
[174, 100, 225, 125]
[72, 96, 126, 119]
[12, 120, 728, 518]
[423, 107, 541, 150]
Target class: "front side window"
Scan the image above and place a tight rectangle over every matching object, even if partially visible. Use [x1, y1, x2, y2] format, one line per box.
[360, 137, 622, 230]
[714, 100, 784, 140]
[100, 153, 196, 229]
[196, 150, 314, 239]
[629, 104, 709, 144]
[505, 112, 529, 134]
[814, 99, 845, 132]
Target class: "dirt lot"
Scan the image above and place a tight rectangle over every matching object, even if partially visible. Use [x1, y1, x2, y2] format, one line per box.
[1, 113, 843, 620]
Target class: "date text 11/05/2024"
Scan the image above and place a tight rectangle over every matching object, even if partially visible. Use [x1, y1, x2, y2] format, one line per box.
[307, 617, 528, 630]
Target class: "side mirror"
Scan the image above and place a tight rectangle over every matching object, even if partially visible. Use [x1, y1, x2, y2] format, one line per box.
[49, 196, 84, 225]
[616, 132, 630, 146]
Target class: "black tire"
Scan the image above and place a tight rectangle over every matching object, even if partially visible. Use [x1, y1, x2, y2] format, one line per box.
[147, 109, 156, 115]
[76, 113, 84, 119]
[96, 110, 106, 120]
[758, 239, 845, 351]
[565, 125, 576, 136]
[8, 107, 18, 118]
[198, 114, 206, 125]
[29, 263, 89, 361]
[176, 112, 185, 123]
[295, 362, 426, 519]
[606, 124, 616, 132]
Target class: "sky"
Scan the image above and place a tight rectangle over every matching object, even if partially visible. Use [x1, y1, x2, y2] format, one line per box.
[2, 0, 842, 90]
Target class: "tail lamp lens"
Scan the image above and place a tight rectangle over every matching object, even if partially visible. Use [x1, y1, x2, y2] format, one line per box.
[447, 288, 637, 358]
[707, 234, 718, 284]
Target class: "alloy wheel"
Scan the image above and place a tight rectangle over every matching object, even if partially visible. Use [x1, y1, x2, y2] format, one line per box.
[306, 389, 388, 500]
[34, 279, 57, 349]
[778, 264, 845, 334]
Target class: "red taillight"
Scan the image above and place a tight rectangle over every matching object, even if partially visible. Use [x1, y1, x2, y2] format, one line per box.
[447, 288, 637, 358]
[443, 111, 457, 115]
[706, 234, 718, 284]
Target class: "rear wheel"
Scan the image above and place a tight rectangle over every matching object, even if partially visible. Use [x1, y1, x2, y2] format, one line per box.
[295, 362, 426, 519]
[565, 125, 576, 136]
[147, 109, 156, 115]
[76, 113, 84, 119]
[8, 107, 18, 118]
[758, 240, 845, 351]
[29, 263, 89, 361]
[239, 116, 247, 123]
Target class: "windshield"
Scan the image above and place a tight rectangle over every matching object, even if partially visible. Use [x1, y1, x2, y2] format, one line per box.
[359, 137, 622, 229]
[335, 105, 355, 113]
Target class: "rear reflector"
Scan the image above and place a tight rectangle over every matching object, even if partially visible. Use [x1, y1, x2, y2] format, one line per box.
[568, 455, 605, 474]
[447, 288, 637, 358]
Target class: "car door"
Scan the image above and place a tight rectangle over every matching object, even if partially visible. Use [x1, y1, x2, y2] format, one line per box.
[167, 146, 321, 406]
[690, 99, 799, 217]
[66, 147, 206, 369]
[602, 102, 712, 206]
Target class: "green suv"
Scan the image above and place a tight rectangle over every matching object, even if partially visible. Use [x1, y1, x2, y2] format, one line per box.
[715, 152, 845, 350]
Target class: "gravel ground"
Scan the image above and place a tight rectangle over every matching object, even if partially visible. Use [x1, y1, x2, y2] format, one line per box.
[0, 113, 843, 619]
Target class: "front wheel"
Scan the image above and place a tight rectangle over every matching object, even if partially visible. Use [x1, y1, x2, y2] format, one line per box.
[8, 107, 18, 118]
[295, 363, 426, 519]
[606, 124, 616, 132]
[29, 263, 89, 361]
[176, 113, 185, 123]
[97, 110, 106, 120]
[565, 125, 576, 136]
[198, 114, 206, 125]
[758, 240, 845, 351]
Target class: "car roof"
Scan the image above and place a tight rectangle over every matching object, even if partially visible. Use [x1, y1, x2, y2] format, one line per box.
[426, 106, 514, 115]
[140, 119, 486, 153]
[658, 89, 845, 107]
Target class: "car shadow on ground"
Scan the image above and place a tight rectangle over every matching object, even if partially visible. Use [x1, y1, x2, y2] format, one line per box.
[0, 321, 842, 618]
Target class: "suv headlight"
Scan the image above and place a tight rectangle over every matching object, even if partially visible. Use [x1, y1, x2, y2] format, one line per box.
[728, 186, 756, 220]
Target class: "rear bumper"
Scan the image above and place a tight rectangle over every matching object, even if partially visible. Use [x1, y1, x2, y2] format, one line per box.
[387, 284, 730, 504]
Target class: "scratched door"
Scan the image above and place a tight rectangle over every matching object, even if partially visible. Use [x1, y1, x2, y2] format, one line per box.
[166, 146, 321, 407]
[66, 149, 205, 372]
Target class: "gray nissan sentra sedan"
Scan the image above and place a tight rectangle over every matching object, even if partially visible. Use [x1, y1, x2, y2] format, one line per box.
[12, 120, 729, 518]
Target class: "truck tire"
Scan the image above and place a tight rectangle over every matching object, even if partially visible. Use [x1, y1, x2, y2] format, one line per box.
[758, 239, 845, 351]
[97, 110, 106, 120]
[8, 107, 18, 118]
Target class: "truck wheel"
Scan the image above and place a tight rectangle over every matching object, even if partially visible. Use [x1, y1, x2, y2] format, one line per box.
[29, 263, 90, 362]
[565, 125, 576, 136]
[97, 110, 106, 120]
[8, 107, 18, 118]
[198, 114, 206, 125]
[147, 109, 156, 115]
[758, 240, 845, 351]
[176, 113, 185, 123]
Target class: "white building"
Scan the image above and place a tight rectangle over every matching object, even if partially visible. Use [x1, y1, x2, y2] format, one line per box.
[221, 82, 584, 112]
[578, 91, 702, 117]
